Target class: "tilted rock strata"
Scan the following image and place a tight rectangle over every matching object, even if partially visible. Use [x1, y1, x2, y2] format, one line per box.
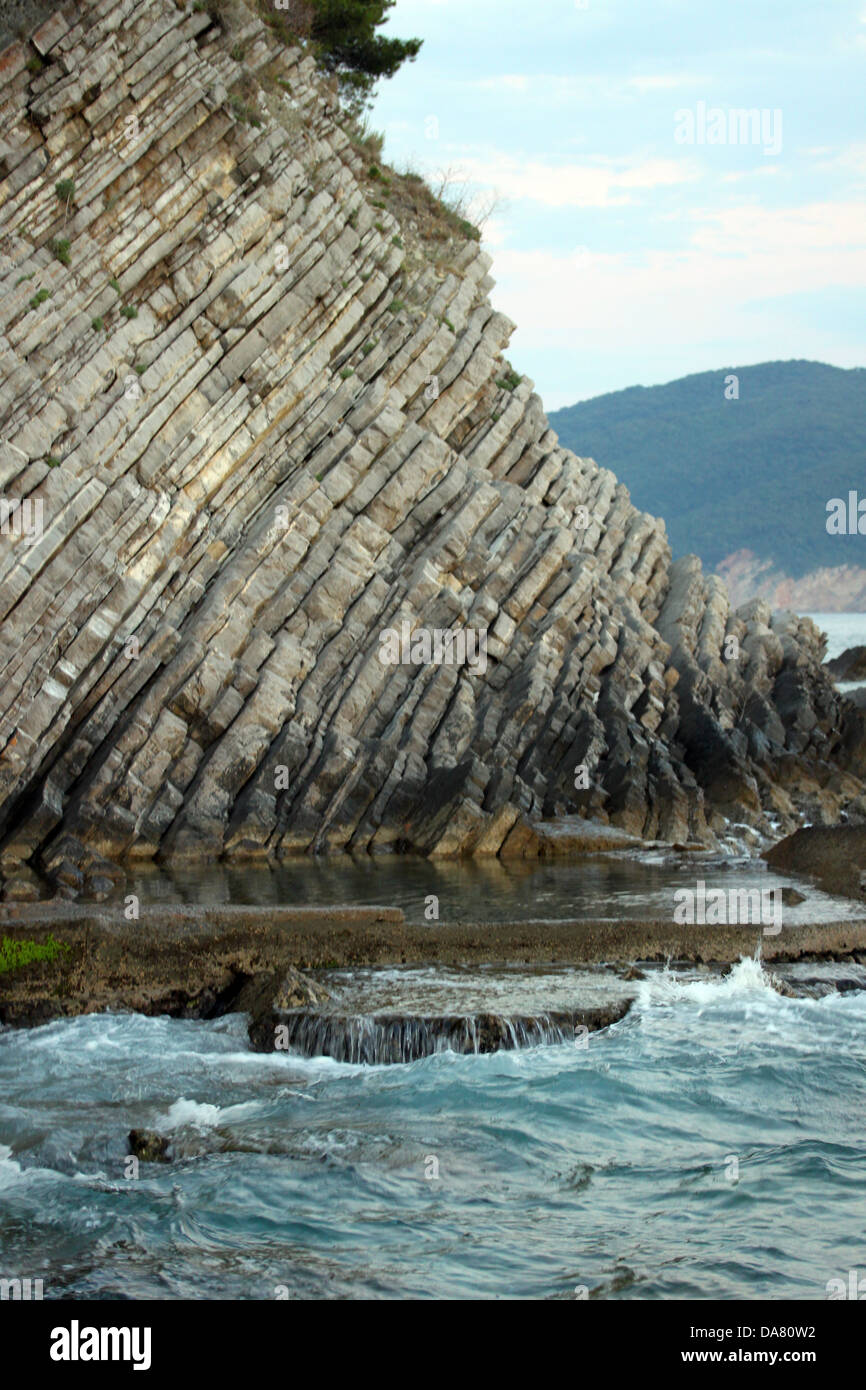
[0, 0, 864, 887]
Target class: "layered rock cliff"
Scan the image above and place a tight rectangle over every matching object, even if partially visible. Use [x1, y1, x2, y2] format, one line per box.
[0, 0, 864, 890]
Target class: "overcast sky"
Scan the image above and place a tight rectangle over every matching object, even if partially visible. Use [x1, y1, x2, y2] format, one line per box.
[371, 0, 866, 408]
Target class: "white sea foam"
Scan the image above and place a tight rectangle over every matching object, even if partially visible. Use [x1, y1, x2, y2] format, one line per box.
[155, 1098, 223, 1130]
[0, 1143, 61, 1192]
[636, 954, 777, 1009]
[154, 1096, 271, 1129]
[0, 1142, 22, 1186]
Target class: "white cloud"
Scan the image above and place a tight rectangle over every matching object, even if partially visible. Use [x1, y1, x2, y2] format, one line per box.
[487, 201, 866, 358]
[448, 153, 701, 208]
[721, 165, 781, 182]
[626, 74, 705, 92]
[474, 74, 532, 93]
[468, 71, 706, 102]
[481, 217, 509, 248]
[810, 142, 866, 174]
[689, 201, 866, 255]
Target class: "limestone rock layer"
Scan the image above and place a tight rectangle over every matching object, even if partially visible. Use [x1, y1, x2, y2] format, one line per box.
[0, 0, 863, 875]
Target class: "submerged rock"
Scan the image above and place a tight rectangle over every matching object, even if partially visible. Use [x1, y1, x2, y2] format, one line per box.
[770, 962, 866, 999]
[84, 875, 115, 902]
[767, 974, 798, 998]
[780, 886, 806, 906]
[248, 1000, 631, 1063]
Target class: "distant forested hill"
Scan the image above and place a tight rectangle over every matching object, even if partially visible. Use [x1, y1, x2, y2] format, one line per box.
[548, 361, 866, 576]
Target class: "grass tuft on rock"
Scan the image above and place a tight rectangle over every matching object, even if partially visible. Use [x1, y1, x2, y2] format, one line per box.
[0, 935, 70, 975]
[496, 369, 522, 392]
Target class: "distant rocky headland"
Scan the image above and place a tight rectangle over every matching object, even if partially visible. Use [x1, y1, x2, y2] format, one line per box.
[1, 0, 866, 908]
[717, 550, 866, 614]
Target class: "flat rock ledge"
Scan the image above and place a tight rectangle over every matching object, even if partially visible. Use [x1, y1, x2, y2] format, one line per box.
[3, 904, 866, 1033]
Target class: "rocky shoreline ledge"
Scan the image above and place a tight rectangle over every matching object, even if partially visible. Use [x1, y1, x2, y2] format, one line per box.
[3, 900, 866, 1035]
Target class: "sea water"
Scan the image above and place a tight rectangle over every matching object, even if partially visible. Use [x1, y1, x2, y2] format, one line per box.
[3, 618, 865, 1302]
[805, 612, 866, 664]
[1, 958, 865, 1300]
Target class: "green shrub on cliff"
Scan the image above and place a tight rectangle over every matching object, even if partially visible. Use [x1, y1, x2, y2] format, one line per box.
[55, 178, 75, 203]
[0, 935, 71, 976]
[496, 369, 522, 392]
[260, 0, 421, 113]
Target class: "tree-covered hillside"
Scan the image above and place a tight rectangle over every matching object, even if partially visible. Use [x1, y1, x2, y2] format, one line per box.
[548, 361, 866, 576]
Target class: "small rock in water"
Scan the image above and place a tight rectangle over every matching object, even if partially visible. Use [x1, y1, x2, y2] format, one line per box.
[84, 874, 115, 902]
[235, 967, 330, 1015]
[273, 967, 331, 1011]
[769, 975, 798, 998]
[621, 966, 646, 981]
[780, 886, 806, 905]
[128, 1129, 170, 1163]
[235, 967, 331, 1050]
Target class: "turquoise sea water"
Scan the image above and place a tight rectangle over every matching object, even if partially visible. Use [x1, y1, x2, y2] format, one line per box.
[804, 612, 866, 662]
[4, 619, 865, 1302]
[2, 958, 865, 1300]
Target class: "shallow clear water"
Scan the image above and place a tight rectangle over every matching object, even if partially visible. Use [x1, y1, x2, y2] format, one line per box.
[2, 959, 865, 1300]
[125, 852, 861, 925]
[315, 962, 638, 1014]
